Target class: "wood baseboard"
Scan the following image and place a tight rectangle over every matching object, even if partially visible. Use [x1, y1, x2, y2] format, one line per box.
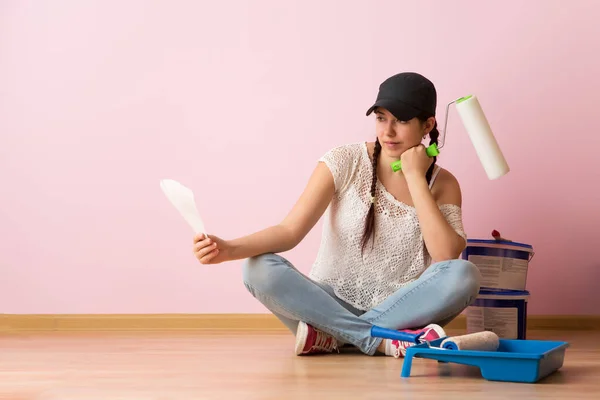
[1, 314, 599, 333]
[0, 314, 283, 332]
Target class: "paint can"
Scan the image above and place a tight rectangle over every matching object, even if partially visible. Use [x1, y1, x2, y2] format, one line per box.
[466, 289, 530, 339]
[462, 239, 534, 291]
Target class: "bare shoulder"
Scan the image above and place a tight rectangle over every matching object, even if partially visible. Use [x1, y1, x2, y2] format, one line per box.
[431, 166, 462, 207]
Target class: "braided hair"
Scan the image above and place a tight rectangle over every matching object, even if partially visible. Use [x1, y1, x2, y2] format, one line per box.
[425, 120, 440, 183]
[360, 115, 440, 253]
[360, 138, 382, 253]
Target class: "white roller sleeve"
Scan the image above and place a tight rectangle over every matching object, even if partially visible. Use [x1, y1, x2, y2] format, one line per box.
[455, 95, 510, 180]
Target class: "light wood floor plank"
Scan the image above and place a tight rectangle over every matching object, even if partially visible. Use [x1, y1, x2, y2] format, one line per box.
[0, 329, 597, 399]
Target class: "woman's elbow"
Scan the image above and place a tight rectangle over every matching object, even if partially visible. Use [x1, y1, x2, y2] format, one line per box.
[277, 224, 303, 251]
[432, 253, 460, 263]
[432, 241, 465, 262]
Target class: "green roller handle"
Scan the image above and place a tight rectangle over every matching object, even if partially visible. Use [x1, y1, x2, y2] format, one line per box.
[390, 143, 440, 172]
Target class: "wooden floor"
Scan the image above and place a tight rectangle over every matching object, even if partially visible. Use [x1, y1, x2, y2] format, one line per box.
[1, 329, 598, 399]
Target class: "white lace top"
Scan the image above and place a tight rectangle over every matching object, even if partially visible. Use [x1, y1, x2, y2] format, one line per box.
[309, 142, 467, 311]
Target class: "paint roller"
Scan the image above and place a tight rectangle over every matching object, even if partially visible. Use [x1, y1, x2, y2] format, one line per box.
[390, 95, 510, 180]
[371, 325, 500, 351]
[440, 331, 499, 351]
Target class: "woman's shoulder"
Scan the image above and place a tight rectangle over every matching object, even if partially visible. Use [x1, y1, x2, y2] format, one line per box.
[320, 142, 366, 164]
[319, 142, 367, 193]
[323, 141, 366, 155]
[433, 166, 459, 187]
[431, 165, 462, 207]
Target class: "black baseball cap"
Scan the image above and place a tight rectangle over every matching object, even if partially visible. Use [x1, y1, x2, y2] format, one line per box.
[366, 72, 437, 121]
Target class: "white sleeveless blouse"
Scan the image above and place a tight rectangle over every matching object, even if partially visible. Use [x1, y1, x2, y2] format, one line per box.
[309, 142, 467, 311]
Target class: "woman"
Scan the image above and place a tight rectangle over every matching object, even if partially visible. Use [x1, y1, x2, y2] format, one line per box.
[192, 72, 481, 358]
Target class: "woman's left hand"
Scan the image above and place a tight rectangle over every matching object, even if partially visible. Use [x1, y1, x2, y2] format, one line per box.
[401, 144, 433, 178]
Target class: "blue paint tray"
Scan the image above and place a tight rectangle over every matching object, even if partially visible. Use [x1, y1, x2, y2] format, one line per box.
[371, 326, 569, 383]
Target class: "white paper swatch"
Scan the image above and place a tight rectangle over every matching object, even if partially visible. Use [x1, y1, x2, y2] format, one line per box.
[160, 179, 207, 236]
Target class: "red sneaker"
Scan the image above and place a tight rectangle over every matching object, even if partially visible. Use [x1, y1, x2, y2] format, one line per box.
[384, 323, 446, 358]
[295, 321, 339, 355]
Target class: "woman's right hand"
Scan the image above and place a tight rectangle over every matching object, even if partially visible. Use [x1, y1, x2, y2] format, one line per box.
[193, 233, 232, 265]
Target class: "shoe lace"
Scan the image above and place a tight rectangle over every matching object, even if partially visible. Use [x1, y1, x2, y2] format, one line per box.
[391, 339, 414, 358]
[312, 330, 338, 352]
[390, 327, 440, 358]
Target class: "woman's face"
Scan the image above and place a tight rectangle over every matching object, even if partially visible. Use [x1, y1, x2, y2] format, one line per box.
[374, 107, 434, 159]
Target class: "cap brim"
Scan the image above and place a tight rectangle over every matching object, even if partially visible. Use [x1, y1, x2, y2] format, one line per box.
[366, 99, 422, 121]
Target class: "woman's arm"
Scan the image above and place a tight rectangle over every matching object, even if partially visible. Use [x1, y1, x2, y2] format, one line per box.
[226, 162, 335, 261]
[405, 170, 466, 261]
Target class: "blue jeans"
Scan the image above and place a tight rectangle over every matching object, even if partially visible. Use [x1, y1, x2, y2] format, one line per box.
[242, 253, 481, 356]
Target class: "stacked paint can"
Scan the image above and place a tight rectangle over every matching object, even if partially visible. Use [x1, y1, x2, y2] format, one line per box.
[461, 235, 534, 339]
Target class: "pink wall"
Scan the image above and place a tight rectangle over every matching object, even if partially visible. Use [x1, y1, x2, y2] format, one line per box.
[2, 0, 599, 315]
